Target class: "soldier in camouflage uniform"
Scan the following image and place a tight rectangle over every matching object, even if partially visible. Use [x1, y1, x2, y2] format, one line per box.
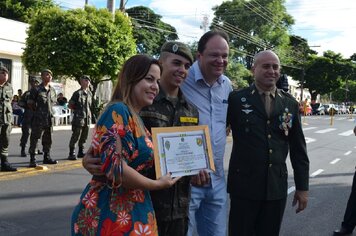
[67, 75, 92, 160]
[0, 66, 17, 171]
[140, 42, 199, 236]
[18, 77, 41, 157]
[27, 69, 58, 167]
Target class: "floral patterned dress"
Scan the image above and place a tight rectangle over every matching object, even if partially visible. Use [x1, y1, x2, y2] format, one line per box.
[71, 102, 158, 236]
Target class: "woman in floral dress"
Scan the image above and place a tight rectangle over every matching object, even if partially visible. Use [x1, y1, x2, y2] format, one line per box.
[71, 55, 180, 236]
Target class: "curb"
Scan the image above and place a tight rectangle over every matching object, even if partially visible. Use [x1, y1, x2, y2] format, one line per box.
[11, 124, 96, 134]
[0, 159, 83, 181]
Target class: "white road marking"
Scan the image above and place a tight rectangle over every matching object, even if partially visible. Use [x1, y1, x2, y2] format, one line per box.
[315, 128, 336, 134]
[310, 169, 324, 177]
[344, 151, 352, 156]
[338, 130, 354, 136]
[288, 186, 296, 195]
[330, 158, 340, 164]
[303, 127, 317, 131]
[305, 137, 316, 144]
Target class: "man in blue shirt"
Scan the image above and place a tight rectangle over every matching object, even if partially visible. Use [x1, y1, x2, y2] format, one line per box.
[181, 30, 232, 236]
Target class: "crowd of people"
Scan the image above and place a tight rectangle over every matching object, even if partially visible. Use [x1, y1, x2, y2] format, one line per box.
[73, 30, 312, 236]
[1, 29, 355, 236]
[0, 68, 93, 171]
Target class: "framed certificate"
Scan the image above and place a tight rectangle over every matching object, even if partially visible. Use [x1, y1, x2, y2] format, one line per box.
[151, 125, 215, 178]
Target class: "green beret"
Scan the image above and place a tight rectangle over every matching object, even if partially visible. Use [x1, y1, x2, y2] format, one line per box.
[80, 75, 91, 82]
[160, 41, 194, 65]
[0, 66, 9, 74]
[41, 69, 53, 76]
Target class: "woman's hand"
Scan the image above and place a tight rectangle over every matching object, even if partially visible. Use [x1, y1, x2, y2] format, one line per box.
[154, 173, 181, 190]
[82, 146, 104, 176]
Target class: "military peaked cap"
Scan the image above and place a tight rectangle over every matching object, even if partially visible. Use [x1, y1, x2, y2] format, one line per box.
[160, 41, 194, 64]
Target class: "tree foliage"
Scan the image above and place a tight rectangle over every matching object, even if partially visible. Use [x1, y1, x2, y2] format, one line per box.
[0, 0, 55, 23]
[212, 0, 294, 69]
[126, 6, 178, 56]
[303, 51, 349, 101]
[23, 6, 136, 86]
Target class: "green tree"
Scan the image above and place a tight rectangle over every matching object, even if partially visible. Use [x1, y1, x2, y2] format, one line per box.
[303, 51, 347, 101]
[126, 6, 178, 56]
[23, 6, 136, 118]
[0, 0, 56, 23]
[212, 0, 294, 69]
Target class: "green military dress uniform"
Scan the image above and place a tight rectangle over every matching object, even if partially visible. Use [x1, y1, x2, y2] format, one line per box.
[140, 87, 199, 236]
[0, 79, 17, 171]
[27, 83, 58, 167]
[67, 88, 92, 160]
[227, 84, 309, 235]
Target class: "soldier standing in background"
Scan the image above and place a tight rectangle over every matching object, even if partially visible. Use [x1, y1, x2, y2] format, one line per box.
[67, 75, 92, 160]
[0, 66, 17, 171]
[27, 69, 58, 167]
[18, 76, 42, 157]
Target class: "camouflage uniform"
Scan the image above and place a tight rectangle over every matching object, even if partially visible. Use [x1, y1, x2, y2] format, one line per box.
[0, 79, 17, 171]
[140, 87, 199, 236]
[67, 88, 92, 159]
[27, 83, 57, 166]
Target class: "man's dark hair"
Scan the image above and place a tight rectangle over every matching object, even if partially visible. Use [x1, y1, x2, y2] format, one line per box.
[197, 30, 229, 53]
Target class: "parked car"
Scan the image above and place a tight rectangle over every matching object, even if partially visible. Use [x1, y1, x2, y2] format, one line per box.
[324, 104, 338, 115]
[316, 105, 326, 115]
[338, 104, 349, 114]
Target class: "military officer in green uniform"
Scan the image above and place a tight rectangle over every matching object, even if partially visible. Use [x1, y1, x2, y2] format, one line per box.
[67, 75, 92, 160]
[227, 50, 309, 236]
[27, 69, 58, 167]
[0, 66, 17, 171]
[140, 42, 199, 236]
[18, 76, 41, 157]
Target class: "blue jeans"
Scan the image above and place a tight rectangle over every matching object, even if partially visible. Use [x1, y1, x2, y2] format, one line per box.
[187, 177, 227, 236]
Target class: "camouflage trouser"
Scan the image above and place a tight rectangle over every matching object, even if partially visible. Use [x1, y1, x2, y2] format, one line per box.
[29, 125, 52, 154]
[0, 123, 11, 158]
[69, 125, 89, 149]
[20, 122, 31, 147]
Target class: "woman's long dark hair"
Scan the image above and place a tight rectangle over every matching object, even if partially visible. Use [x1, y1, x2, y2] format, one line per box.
[111, 54, 161, 107]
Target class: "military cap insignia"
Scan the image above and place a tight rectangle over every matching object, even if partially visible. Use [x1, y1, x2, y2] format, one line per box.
[172, 44, 179, 53]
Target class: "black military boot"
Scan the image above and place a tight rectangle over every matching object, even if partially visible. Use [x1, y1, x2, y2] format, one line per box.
[21, 146, 26, 157]
[77, 147, 85, 158]
[68, 147, 77, 160]
[36, 150, 43, 155]
[29, 154, 37, 168]
[1, 157, 17, 172]
[43, 152, 58, 164]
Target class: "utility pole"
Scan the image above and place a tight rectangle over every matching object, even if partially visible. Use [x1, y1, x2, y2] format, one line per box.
[119, 0, 125, 12]
[85, 0, 88, 5]
[107, 0, 116, 15]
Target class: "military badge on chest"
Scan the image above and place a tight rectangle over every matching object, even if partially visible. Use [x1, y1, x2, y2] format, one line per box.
[279, 108, 293, 136]
[240, 97, 253, 133]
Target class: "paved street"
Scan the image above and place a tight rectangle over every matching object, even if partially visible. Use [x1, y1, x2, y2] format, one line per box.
[0, 114, 356, 235]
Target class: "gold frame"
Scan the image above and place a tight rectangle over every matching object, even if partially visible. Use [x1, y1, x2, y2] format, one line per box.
[151, 125, 215, 179]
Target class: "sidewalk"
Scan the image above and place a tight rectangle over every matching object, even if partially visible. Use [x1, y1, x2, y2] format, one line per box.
[1, 124, 95, 181]
[10, 124, 95, 134]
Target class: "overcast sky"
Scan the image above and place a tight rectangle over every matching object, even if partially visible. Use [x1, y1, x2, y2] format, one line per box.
[55, 0, 356, 58]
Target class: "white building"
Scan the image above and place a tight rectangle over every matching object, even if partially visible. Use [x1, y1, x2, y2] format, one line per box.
[0, 17, 29, 92]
